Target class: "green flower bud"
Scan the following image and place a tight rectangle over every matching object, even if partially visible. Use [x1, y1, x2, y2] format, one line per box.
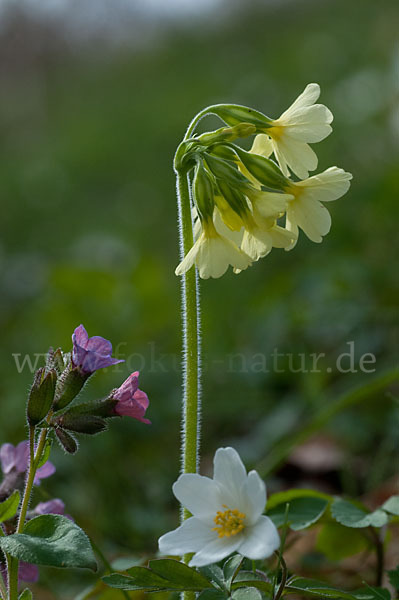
[204, 153, 248, 187]
[232, 146, 287, 190]
[27, 368, 57, 426]
[196, 123, 256, 146]
[210, 104, 272, 129]
[55, 428, 78, 454]
[53, 368, 88, 412]
[216, 180, 249, 224]
[54, 413, 108, 435]
[193, 163, 215, 222]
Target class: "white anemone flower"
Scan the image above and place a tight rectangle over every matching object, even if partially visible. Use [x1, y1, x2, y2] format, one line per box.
[285, 166, 353, 249]
[175, 220, 252, 279]
[158, 447, 280, 567]
[251, 83, 333, 179]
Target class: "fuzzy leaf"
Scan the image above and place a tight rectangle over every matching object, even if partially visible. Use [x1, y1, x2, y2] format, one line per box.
[331, 500, 388, 528]
[223, 555, 244, 589]
[286, 578, 359, 600]
[382, 496, 399, 516]
[0, 515, 97, 571]
[388, 567, 399, 590]
[232, 587, 263, 600]
[0, 490, 20, 524]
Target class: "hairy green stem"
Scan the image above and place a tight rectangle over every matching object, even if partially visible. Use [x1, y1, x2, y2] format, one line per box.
[7, 426, 49, 600]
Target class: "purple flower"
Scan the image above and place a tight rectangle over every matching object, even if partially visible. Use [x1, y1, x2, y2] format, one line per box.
[72, 324, 124, 375]
[34, 498, 73, 521]
[0, 442, 55, 484]
[0, 562, 39, 585]
[113, 371, 150, 424]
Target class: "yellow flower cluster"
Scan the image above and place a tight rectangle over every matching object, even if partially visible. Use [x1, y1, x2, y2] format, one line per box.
[175, 83, 352, 279]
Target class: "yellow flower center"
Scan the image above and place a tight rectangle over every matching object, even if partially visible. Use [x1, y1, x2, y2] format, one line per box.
[268, 124, 284, 141]
[212, 505, 246, 538]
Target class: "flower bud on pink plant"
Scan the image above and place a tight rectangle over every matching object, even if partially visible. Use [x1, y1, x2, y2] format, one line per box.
[111, 371, 150, 424]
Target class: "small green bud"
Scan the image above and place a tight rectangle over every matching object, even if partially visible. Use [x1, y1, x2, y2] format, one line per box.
[216, 180, 249, 221]
[55, 428, 78, 454]
[210, 104, 272, 129]
[193, 163, 215, 222]
[53, 368, 88, 412]
[232, 146, 287, 190]
[54, 413, 107, 435]
[196, 123, 256, 146]
[27, 368, 57, 426]
[204, 153, 248, 186]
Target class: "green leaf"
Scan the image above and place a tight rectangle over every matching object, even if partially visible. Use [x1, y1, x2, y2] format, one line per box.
[199, 565, 226, 591]
[36, 438, 52, 469]
[382, 496, 399, 516]
[357, 586, 391, 600]
[0, 515, 97, 571]
[18, 590, 33, 600]
[388, 566, 399, 590]
[267, 489, 332, 511]
[316, 522, 370, 560]
[286, 577, 359, 600]
[149, 559, 213, 589]
[223, 555, 244, 589]
[331, 499, 388, 528]
[103, 560, 213, 592]
[198, 590, 228, 600]
[268, 497, 328, 530]
[0, 491, 20, 524]
[231, 576, 273, 596]
[232, 587, 263, 600]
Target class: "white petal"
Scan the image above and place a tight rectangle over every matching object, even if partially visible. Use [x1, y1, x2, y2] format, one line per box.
[240, 471, 266, 525]
[269, 225, 296, 248]
[273, 138, 318, 179]
[241, 229, 272, 260]
[173, 473, 223, 522]
[213, 447, 248, 500]
[238, 516, 280, 560]
[285, 213, 299, 251]
[288, 198, 331, 243]
[189, 534, 243, 567]
[251, 192, 292, 219]
[280, 83, 320, 116]
[214, 209, 244, 246]
[250, 134, 273, 158]
[175, 237, 201, 276]
[158, 517, 216, 555]
[279, 105, 333, 142]
[197, 236, 252, 279]
[295, 167, 352, 202]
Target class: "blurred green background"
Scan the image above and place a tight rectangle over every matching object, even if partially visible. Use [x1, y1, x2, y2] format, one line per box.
[0, 0, 398, 596]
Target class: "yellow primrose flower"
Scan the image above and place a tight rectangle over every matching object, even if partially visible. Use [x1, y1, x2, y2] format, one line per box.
[285, 166, 353, 248]
[175, 219, 252, 279]
[251, 83, 333, 179]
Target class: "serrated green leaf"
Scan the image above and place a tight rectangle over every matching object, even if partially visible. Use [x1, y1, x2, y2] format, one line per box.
[0, 491, 20, 524]
[232, 587, 263, 600]
[267, 489, 332, 511]
[268, 497, 328, 530]
[388, 566, 399, 590]
[18, 590, 33, 600]
[0, 514, 97, 571]
[286, 578, 358, 600]
[382, 496, 399, 516]
[331, 500, 388, 528]
[316, 522, 370, 560]
[149, 559, 213, 589]
[223, 555, 244, 589]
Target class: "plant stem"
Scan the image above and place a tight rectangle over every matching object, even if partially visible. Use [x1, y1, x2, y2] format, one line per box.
[7, 426, 49, 600]
[176, 169, 201, 485]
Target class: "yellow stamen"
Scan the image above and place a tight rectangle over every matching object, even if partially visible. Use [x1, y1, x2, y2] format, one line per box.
[212, 505, 246, 538]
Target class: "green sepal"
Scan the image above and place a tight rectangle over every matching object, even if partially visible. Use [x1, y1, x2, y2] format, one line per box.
[204, 153, 249, 186]
[36, 438, 52, 469]
[53, 368, 88, 411]
[209, 104, 272, 129]
[196, 123, 256, 147]
[193, 163, 216, 222]
[18, 590, 33, 600]
[53, 413, 108, 435]
[0, 490, 20, 524]
[0, 514, 97, 571]
[55, 428, 78, 454]
[27, 368, 57, 426]
[230, 145, 287, 190]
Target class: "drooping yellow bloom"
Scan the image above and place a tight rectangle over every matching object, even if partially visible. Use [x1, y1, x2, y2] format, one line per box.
[175, 219, 252, 279]
[251, 83, 333, 179]
[284, 166, 353, 248]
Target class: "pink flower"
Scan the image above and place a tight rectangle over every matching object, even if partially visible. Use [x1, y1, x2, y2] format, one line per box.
[0, 442, 55, 484]
[112, 371, 150, 424]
